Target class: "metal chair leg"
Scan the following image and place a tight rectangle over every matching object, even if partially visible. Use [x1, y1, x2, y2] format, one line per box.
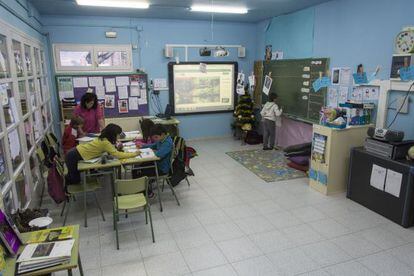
[60, 199, 67, 217]
[167, 179, 180, 206]
[115, 210, 119, 250]
[94, 193, 106, 222]
[161, 179, 165, 192]
[39, 176, 46, 207]
[145, 208, 148, 224]
[155, 179, 163, 212]
[148, 205, 155, 243]
[186, 177, 190, 187]
[63, 199, 71, 226]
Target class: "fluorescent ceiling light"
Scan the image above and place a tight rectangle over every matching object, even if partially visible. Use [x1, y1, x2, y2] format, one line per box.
[76, 0, 150, 9]
[190, 5, 248, 14]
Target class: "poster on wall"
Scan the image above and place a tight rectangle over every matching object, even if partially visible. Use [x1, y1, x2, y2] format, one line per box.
[104, 95, 115, 108]
[118, 99, 128, 113]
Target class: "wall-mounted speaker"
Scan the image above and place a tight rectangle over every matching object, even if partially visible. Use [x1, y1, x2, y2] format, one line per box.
[238, 47, 246, 58]
[164, 46, 173, 58]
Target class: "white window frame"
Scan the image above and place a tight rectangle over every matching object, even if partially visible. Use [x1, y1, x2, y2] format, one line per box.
[0, 18, 53, 212]
[53, 44, 133, 73]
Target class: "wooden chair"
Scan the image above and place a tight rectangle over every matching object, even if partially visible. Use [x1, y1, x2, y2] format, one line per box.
[55, 159, 105, 226]
[113, 177, 154, 249]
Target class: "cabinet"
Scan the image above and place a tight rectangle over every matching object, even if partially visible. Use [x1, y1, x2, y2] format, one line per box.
[309, 124, 370, 195]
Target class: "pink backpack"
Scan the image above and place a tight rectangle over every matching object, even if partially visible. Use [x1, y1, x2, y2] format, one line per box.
[47, 161, 66, 204]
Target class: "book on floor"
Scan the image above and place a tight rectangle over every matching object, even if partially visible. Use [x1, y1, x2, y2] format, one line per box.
[26, 226, 74, 244]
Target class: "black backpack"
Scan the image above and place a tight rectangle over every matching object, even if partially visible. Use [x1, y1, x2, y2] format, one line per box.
[245, 131, 263, 145]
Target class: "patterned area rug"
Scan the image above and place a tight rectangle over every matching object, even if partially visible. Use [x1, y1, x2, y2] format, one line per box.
[226, 149, 307, 182]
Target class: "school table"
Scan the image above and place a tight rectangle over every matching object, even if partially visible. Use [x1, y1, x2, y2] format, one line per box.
[77, 130, 142, 144]
[4, 225, 83, 276]
[77, 153, 162, 227]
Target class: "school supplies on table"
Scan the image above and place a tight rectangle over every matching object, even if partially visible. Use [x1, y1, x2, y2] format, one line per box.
[26, 226, 74, 244]
[17, 239, 75, 274]
[76, 136, 94, 143]
[137, 148, 156, 159]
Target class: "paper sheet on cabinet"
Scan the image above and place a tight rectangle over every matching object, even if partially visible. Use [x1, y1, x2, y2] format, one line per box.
[370, 164, 386, 191]
[384, 169, 402, 197]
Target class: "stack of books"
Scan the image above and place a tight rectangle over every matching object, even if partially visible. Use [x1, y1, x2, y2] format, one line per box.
[16, 239, 74, 274]
[61, 98, 76, 108]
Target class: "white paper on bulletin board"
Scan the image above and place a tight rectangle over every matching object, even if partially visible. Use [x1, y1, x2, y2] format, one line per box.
[384, 169, 402, 198]
[370, 164, 386, 191]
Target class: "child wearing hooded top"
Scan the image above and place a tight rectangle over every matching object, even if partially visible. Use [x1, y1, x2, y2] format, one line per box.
[260, 93, 283, 150]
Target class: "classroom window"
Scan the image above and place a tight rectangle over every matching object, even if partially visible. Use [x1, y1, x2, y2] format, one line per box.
[29, 154, 40, 188]
[40, 50, 45, 75]
[24, 118, 34, 151]
[40, 77, 48, 101]
[97, 50, 128, 67]
[0, 34, 10, 79]
[60, 50, 92, 67]
[24, 44, 33, 76]
[0, 139, 10, 189]
[18, 80, 28, 116]
[1, 19, 52, 210]
[28, 79, 37, 110]
[1, 83, 17, 127]
[7, 128, 22, 171]
[34, 48, 41, 75]
[12, 40, 23, 77]
[33, 110, 42, 140]
[2, 190, 15, 215]
[15, 170, 29, 209]
[54, 44, 133, 72]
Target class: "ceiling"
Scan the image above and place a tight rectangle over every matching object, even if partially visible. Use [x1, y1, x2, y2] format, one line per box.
[29, 0, 332, 23]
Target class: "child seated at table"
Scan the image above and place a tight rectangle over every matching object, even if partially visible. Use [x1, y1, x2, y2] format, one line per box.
[62, 116, 85, 155]
[134, 118, 155, 147]
[65, 124, 139, 185]
[134, 124, 173, 198]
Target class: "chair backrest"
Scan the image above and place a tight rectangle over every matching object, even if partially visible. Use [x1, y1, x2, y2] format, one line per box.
[55, 158, 65, 178]
[115, 176, 148, 196]
[36, 147, 46, 163]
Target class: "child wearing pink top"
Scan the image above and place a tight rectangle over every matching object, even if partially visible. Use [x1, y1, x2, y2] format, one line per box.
[135, 118, 155, 146]
[74, 92, 105, 134]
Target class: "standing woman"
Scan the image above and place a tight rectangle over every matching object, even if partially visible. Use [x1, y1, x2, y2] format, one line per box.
[73, 92, 105, 134]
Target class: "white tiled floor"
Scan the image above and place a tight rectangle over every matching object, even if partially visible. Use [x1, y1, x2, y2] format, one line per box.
[45, 138, 414, 276]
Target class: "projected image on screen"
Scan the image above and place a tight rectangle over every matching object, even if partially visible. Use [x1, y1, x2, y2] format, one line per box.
[169, 62, 236, 114]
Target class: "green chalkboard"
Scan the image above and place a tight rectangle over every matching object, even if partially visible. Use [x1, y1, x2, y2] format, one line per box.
[262, 58, 330, 123]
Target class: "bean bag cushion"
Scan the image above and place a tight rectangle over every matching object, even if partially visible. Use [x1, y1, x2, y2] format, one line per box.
[284, 148, 311, 157]
[283, 142, 312, 153]
[288, 156, 309, 166]
[287, 162, 309, 172]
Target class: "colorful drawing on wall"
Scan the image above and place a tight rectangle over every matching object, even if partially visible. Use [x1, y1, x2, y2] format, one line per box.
[118, 99, 128, 113]
[104, 95, 115, 109]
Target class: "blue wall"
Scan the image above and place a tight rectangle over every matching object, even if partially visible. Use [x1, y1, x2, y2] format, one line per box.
[265, 7, 315, 59]
[256, 0, 414, 138]
[42, 16, 257, 139]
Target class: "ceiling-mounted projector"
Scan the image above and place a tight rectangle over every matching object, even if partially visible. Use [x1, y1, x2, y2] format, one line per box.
[214, 46, 229, 57]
